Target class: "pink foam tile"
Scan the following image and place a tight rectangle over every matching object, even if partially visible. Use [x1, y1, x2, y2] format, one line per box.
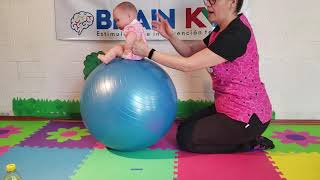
[0, 146, 10, 156]
[177, 151, 282, 180]
[149, 122, 178, 150]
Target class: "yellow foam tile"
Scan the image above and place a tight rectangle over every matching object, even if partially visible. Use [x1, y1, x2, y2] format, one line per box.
[267, 152, 320, 180]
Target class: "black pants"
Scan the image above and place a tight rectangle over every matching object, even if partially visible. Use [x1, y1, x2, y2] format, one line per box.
[176, 105, 270, 153]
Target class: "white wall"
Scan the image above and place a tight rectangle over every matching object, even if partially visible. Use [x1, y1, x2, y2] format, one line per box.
[0, 0, 319, 119]
[250, 1, 320, 119]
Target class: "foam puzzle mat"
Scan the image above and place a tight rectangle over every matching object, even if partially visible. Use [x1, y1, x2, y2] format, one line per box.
[0, 120, 319, 180]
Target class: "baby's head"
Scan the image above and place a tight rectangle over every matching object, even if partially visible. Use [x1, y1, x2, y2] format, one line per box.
[113, 2, 138, 30]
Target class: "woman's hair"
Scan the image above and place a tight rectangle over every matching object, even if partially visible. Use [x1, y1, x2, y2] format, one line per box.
[236, 0, 244, 13]
[115, 1, 137, 14]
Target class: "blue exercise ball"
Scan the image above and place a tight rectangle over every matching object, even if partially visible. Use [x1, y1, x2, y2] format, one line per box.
[80, 58, 177, 151]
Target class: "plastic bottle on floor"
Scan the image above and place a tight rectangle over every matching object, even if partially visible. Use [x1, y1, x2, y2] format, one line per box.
[3, 164, 21, 180]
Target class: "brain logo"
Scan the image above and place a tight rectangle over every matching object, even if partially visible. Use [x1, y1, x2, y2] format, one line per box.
[71, 11, 94, 35]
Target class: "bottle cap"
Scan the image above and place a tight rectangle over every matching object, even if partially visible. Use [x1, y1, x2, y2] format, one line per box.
[6, 164, 16, 172]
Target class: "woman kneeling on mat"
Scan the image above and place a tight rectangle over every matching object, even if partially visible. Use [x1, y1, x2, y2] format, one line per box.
[132, 0, 275, 153]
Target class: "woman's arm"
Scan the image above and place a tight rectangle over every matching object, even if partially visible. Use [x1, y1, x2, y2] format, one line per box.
[152, 14, 206, 57]
[132, 39, 226, 72]
[151, 48, 226, 72]
[168, 35, 207, 57]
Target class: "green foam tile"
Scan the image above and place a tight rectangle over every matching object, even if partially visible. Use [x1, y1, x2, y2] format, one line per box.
[263, 124, 320, 153]
[0, 120, 49, 146]
[71, 149, 177, 180]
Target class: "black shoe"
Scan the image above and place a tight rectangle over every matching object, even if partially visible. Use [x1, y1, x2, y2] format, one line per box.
[252, 136, 275, 151]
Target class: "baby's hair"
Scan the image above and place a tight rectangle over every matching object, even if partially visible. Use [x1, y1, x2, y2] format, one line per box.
[114, 1, 138, 14]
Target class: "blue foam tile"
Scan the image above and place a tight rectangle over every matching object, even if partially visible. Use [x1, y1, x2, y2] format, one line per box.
[0, 146, 92, 180]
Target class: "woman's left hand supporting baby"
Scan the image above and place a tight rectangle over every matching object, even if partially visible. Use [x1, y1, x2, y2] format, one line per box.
[132, 39, 151, 58]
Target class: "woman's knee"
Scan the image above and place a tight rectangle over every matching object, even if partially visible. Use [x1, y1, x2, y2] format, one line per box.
[176, 135, 194, 152]
[176, 122, 194, 151]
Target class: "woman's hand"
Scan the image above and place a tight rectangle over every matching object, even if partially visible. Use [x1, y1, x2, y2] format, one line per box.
[132, 39, 151, 57]
[152, 14, 174, 40]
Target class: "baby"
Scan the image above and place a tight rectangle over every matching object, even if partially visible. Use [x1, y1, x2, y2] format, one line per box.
[98, 2, 146, 64]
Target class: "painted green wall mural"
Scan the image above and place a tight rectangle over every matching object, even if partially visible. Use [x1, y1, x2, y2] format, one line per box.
[12, 98, 81, 119]
[12, 98, 276, 120]
[83, 51, 104, 80]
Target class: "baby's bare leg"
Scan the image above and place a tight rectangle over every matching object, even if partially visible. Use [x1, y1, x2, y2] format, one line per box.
[98, 45, 124, 64]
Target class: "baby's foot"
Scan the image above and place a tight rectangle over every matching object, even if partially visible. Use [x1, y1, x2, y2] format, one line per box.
[98, 54, 113, 64]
